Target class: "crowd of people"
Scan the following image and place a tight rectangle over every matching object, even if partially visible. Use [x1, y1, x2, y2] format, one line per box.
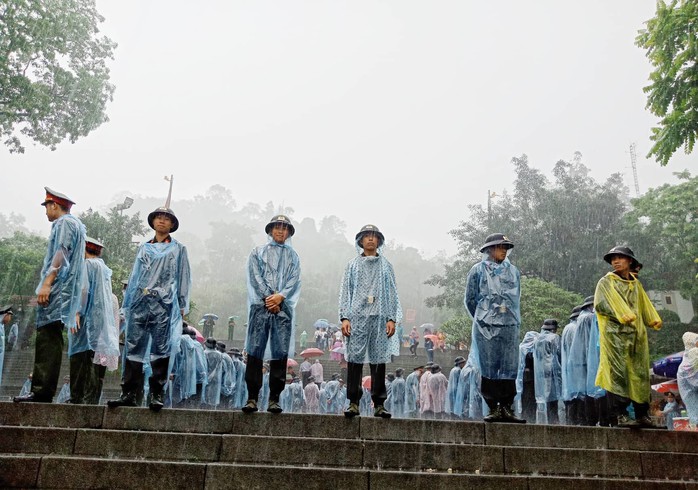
[3, 186, 696, 430]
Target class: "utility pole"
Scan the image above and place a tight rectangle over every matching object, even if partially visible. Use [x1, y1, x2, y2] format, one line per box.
[629, 143, 640, 197]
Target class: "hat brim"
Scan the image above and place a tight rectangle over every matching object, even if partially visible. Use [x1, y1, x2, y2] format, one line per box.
[148, 210, 179, 233]
[479, 240, 514, 253]
[355, 230, 385, 248]
[265, 222, 295, 236]
[603, 251, 638, 266]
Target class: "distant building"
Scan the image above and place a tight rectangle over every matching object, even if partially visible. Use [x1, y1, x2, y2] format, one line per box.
[647, 290, 695, 324]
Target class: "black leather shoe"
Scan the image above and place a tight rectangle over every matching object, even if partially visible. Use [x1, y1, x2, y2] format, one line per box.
[242, 399, 258, 414]
[149, 392, 164, 412]
[373, 405, 392, 419]
[13, 393, 50, 403]
[500, 405, 526, 424]
[267, 401, 283, 414]
[617, 414, 641, 428]
[344, 402, 360, 418]
[636, 416, 656, 428]
[107, 393, 137, 408]
[483, 406, 503, 422]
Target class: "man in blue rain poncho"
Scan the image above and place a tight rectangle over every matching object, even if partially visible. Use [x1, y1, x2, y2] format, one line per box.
[202, 338, 223, 409]
[108, 205, 191, 411]
[594, 246, 661, 428]
[230, 348, 247, 409]
[15, 188, 86, 404]
[73, 238, 120, 405]
[515, 330, 539, 422]
[585, 295, 608, 426]
[170, 326, 202, 407]
[445, 356, 466, 418]
[217, 342, 235, 409]
[561, 306, 583, 424]
[242, 215, 301, 414]
[464, 233, 525, 423]
[533, 319, 563, 424]
[325, 373, 343, 414]
[56, 375, 71, 403]
[405, 365, 422, 418]
[390, 368, 407, 418]
[340, 225, 402, 419]
[575, 295, 599, 425]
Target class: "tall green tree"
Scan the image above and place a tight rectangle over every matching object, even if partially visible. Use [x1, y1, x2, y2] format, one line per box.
[636, 0, 698, 166]
[620, 171, 698, 304]
[0, 0, 116, 153]
[0, 231, 47, 315]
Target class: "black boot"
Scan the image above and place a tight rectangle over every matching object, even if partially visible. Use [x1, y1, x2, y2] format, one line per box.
[267, 358, 287, 414]
[107, 359, 142, 408]
[148, 357, 169, 412]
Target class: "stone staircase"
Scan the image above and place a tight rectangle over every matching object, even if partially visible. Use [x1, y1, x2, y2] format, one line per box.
[1, 402, 697, 489]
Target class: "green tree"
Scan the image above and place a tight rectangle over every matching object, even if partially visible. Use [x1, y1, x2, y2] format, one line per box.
[636, 0, 698, 166]
[519, 277, 584, 334]
[620, 171, 698, 304]
[78, 207, 148, 295]
[0, 0, 116, 153]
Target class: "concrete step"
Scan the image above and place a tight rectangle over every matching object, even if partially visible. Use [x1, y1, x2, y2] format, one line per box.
[2, 454, 696, 489]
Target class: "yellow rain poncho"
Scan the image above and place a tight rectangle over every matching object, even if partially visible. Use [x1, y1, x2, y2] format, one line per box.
[594, 272, 661, 404]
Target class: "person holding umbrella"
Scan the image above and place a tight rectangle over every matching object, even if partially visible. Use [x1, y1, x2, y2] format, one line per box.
[340, 224, 402, 419]
[242, 215, 301, 414]
[464, 233, 525, 423]
[594, 245, 662, 428]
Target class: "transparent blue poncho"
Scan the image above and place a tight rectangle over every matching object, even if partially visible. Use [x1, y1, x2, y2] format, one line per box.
[245, 237, 301, 360]
[405, 371, 420, 414]
[390, 376, 406, 418]
[569, 309, 593, 397]
[678, 332, 698, 424]
[464, 255, 521, 380]
[454, 357, 485, 419]
[231, 357, 247, 409]
[122, 238, 191, 364]
[71, 258, 119, 369]
[445, 365, 462, 414]
[202, 347, 223, 407]
[171, 335, 203, 404]
[533, 330, 563, 403]
[515, 331, 539, 405]
[220, 353, 235, 398]
[36, 214, 86, 329]
[325, 379, 342, 413]
[339, 242, 402, 365]
[560, 319, 577, 401]
[585, 311, 606, 398]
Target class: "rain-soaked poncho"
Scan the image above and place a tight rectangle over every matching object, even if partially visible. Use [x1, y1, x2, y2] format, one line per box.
[281, 380, 305, 413]
[566, 309, 593, 399]
[405, 371, 420, 416]
[533, 330, 562, 405]
[220, 352, 235, 402]
[245, 238, 301, 360]
[678, 332, 698, 424]
[427, 371, 449, 414]
[560, 319, 577, 401]
[171, 335, 205, 404]
[36, 214, 86, 330]
[339, 243, 402, 364]
[585, 312, 605, 398]
[419, 370, 433, 413]
[202, 347, 223, 407]
[594, 272, 661, 404]
[324, 379, 342, 414]
[232, 357, 247, 409]
[390, 376, 406, 418]
[122, 239, 191, 364]
[72, 258, 119, 370]
[304, 381, 320, 413]
[56, 383, 71, 403]
[445, 365, 462, 415]
[19, 377, 32, 397]
[464, 256, 521, 380]
[360, 386, 373, 415]
[515, 331, 540, 411]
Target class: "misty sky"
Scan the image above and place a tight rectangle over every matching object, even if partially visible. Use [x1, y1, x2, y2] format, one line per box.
[3, 0, 694, 257]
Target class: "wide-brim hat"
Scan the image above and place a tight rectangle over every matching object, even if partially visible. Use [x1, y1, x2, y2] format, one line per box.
[413, 365, 425, 371]
[265, 214, 295, 236]
[355, 224, 385, 248]
[569, 305, 583, 320]
[41, 187, 75, 208]
[603, 246, 639, 267]
[581, 295, 594, 309]
[541, 318, 559, 331]
[430, 364, 441, 373]
[454, 356, 466, 365]
[85, 236, 105, 253]
[148, 206, 179, 233]
[479, 233, 514, 253]
[204, 337, 217, 349]
[0, 305, 14, 315]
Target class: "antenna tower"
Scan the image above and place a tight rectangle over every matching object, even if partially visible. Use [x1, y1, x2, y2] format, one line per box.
[629, 143, 640, 197]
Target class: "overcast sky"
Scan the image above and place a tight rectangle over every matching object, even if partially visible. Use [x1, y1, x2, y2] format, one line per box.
[3, 0, 693, 257]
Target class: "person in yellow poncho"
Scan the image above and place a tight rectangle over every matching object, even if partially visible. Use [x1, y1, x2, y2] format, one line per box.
[594, 246, 662, 428]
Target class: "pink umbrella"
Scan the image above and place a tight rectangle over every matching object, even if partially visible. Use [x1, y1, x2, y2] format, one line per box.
[287, 358, 299, 368]
[190, 326, 205, 344]
[651, 379, 679, 394]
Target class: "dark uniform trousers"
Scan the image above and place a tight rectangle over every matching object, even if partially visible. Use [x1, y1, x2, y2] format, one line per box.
[70, 349, 96, 404]
[481, 376, 516, 410]
[246, 355, 286, 403]
[31, 321, 65, 401]
[347, 361, 387, 407]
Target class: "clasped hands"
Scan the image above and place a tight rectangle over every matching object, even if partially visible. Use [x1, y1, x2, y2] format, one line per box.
[265, 293, 285, 314]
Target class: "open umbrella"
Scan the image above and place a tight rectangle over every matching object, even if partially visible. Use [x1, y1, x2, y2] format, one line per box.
[651, 379, 679, 394]
[420, 323, 434, 331]
[287, 358, 298, 368]
[424, 334, 439, 343]
[202, 313, 219, 321]
[300, 348, 324, 358]
[362, 375, 371, 389]
[314, 318, 330, 329]
[331, 345, 346, 355]
[652, 352, 684, 379]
